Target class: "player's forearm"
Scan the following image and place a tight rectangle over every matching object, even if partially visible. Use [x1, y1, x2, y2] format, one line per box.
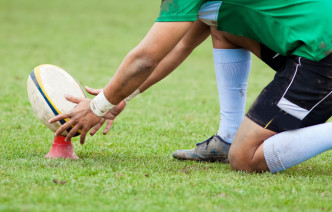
[139, 21, 211, 93]
[103, 49, 158, 104]
[101, 22, 194, 105]
[138, 40, 197, 93]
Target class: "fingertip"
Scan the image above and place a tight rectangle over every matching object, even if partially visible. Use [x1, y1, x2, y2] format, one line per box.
[119, 100, 126, 107]
[103, 129, 108, 135]
[64, 94, 72, 100]
[49, 117, 57, 123]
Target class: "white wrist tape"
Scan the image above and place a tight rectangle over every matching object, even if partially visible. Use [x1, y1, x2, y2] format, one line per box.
[90, 90, 116, 116]
[124, 89, 140, 104]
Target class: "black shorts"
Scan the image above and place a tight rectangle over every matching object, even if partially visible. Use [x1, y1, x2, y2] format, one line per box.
[247, 45, 332, 132]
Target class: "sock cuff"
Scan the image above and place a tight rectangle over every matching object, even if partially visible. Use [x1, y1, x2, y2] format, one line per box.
[213, 49, 251, 63]
[263, 138, 286, 173]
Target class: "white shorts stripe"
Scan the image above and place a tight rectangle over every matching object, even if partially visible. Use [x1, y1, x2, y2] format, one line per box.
[277, 97, 309, 120]
[277, 56, 332, 120]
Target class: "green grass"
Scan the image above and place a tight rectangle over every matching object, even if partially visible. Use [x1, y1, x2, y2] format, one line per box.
[0, 0, 331, 211]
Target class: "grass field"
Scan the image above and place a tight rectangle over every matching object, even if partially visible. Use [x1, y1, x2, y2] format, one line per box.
[0, 0, 331, 211]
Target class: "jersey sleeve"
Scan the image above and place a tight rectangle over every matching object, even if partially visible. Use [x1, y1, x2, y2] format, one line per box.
[156, 0, 203, 22]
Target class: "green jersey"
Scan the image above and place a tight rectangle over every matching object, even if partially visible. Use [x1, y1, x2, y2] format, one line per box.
[156, 0, 205, 22]
[156, 0, 332, 61]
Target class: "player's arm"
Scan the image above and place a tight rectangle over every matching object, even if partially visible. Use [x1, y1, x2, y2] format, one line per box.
[103, 22, 193, 104]
[49, 21, 193, 144]
[138, 20, 210, 92]
[84, 21, 211, 136]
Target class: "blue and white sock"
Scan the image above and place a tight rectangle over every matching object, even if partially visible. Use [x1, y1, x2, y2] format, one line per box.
[213, 49, 251, 143]
[263, 122, 332, 173]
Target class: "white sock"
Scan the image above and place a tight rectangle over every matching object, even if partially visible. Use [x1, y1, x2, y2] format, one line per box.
[263, 122, 332, 173]
[214, 49, 251, 143]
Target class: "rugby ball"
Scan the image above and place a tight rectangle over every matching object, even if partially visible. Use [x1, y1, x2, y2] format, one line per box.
[27, 64, 86, 136]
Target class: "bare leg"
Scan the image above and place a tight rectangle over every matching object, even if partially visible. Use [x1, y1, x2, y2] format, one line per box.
[229, 117, 276, 172]
[211, 30, 332, 173]
[210, 28, 261, 58]
[210, 29, 276, 172]
[173, 27, 253, 162]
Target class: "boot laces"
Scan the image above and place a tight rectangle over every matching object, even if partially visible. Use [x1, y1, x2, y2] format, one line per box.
[196, 136, 214, 147]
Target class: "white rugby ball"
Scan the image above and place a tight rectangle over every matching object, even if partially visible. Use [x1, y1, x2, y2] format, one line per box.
[27, 64, 86, 136]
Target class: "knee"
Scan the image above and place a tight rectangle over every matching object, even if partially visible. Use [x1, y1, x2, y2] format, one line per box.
[228, 147, 257, 173]
[228, 149, 247, 172]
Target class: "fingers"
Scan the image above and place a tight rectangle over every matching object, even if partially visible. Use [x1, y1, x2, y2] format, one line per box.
[111, 101, 126, 116]
[65, 124, 81, 142]
[90, 126, 100, 136]
[103, 101, 126, 119]
[49, 113, 70, 124]
[90, 118, 105, 136]
[49, 96, 83, 124]
[100, 100, 126, 134]
[64, 94, 81, 104]
[89, 118, 113, 135]
[49, 97, 103, 144]
[85, 86, 102, 96]
[103, 112, 116, 120]
[66, 124, 88, 145]
[80, 128, 88, 145]
[103, 120, 114, 135]
[53, 118, 75, 138]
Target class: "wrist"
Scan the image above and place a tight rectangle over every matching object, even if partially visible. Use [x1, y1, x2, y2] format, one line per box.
[124, 89, 140, 104]
[90, 90, 116, 116]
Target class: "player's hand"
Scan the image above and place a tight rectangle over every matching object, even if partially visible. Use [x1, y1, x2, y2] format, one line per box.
[85, 86, 102, 96]
[48, 95, 102, 144]
[85, 86, 127, 136]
